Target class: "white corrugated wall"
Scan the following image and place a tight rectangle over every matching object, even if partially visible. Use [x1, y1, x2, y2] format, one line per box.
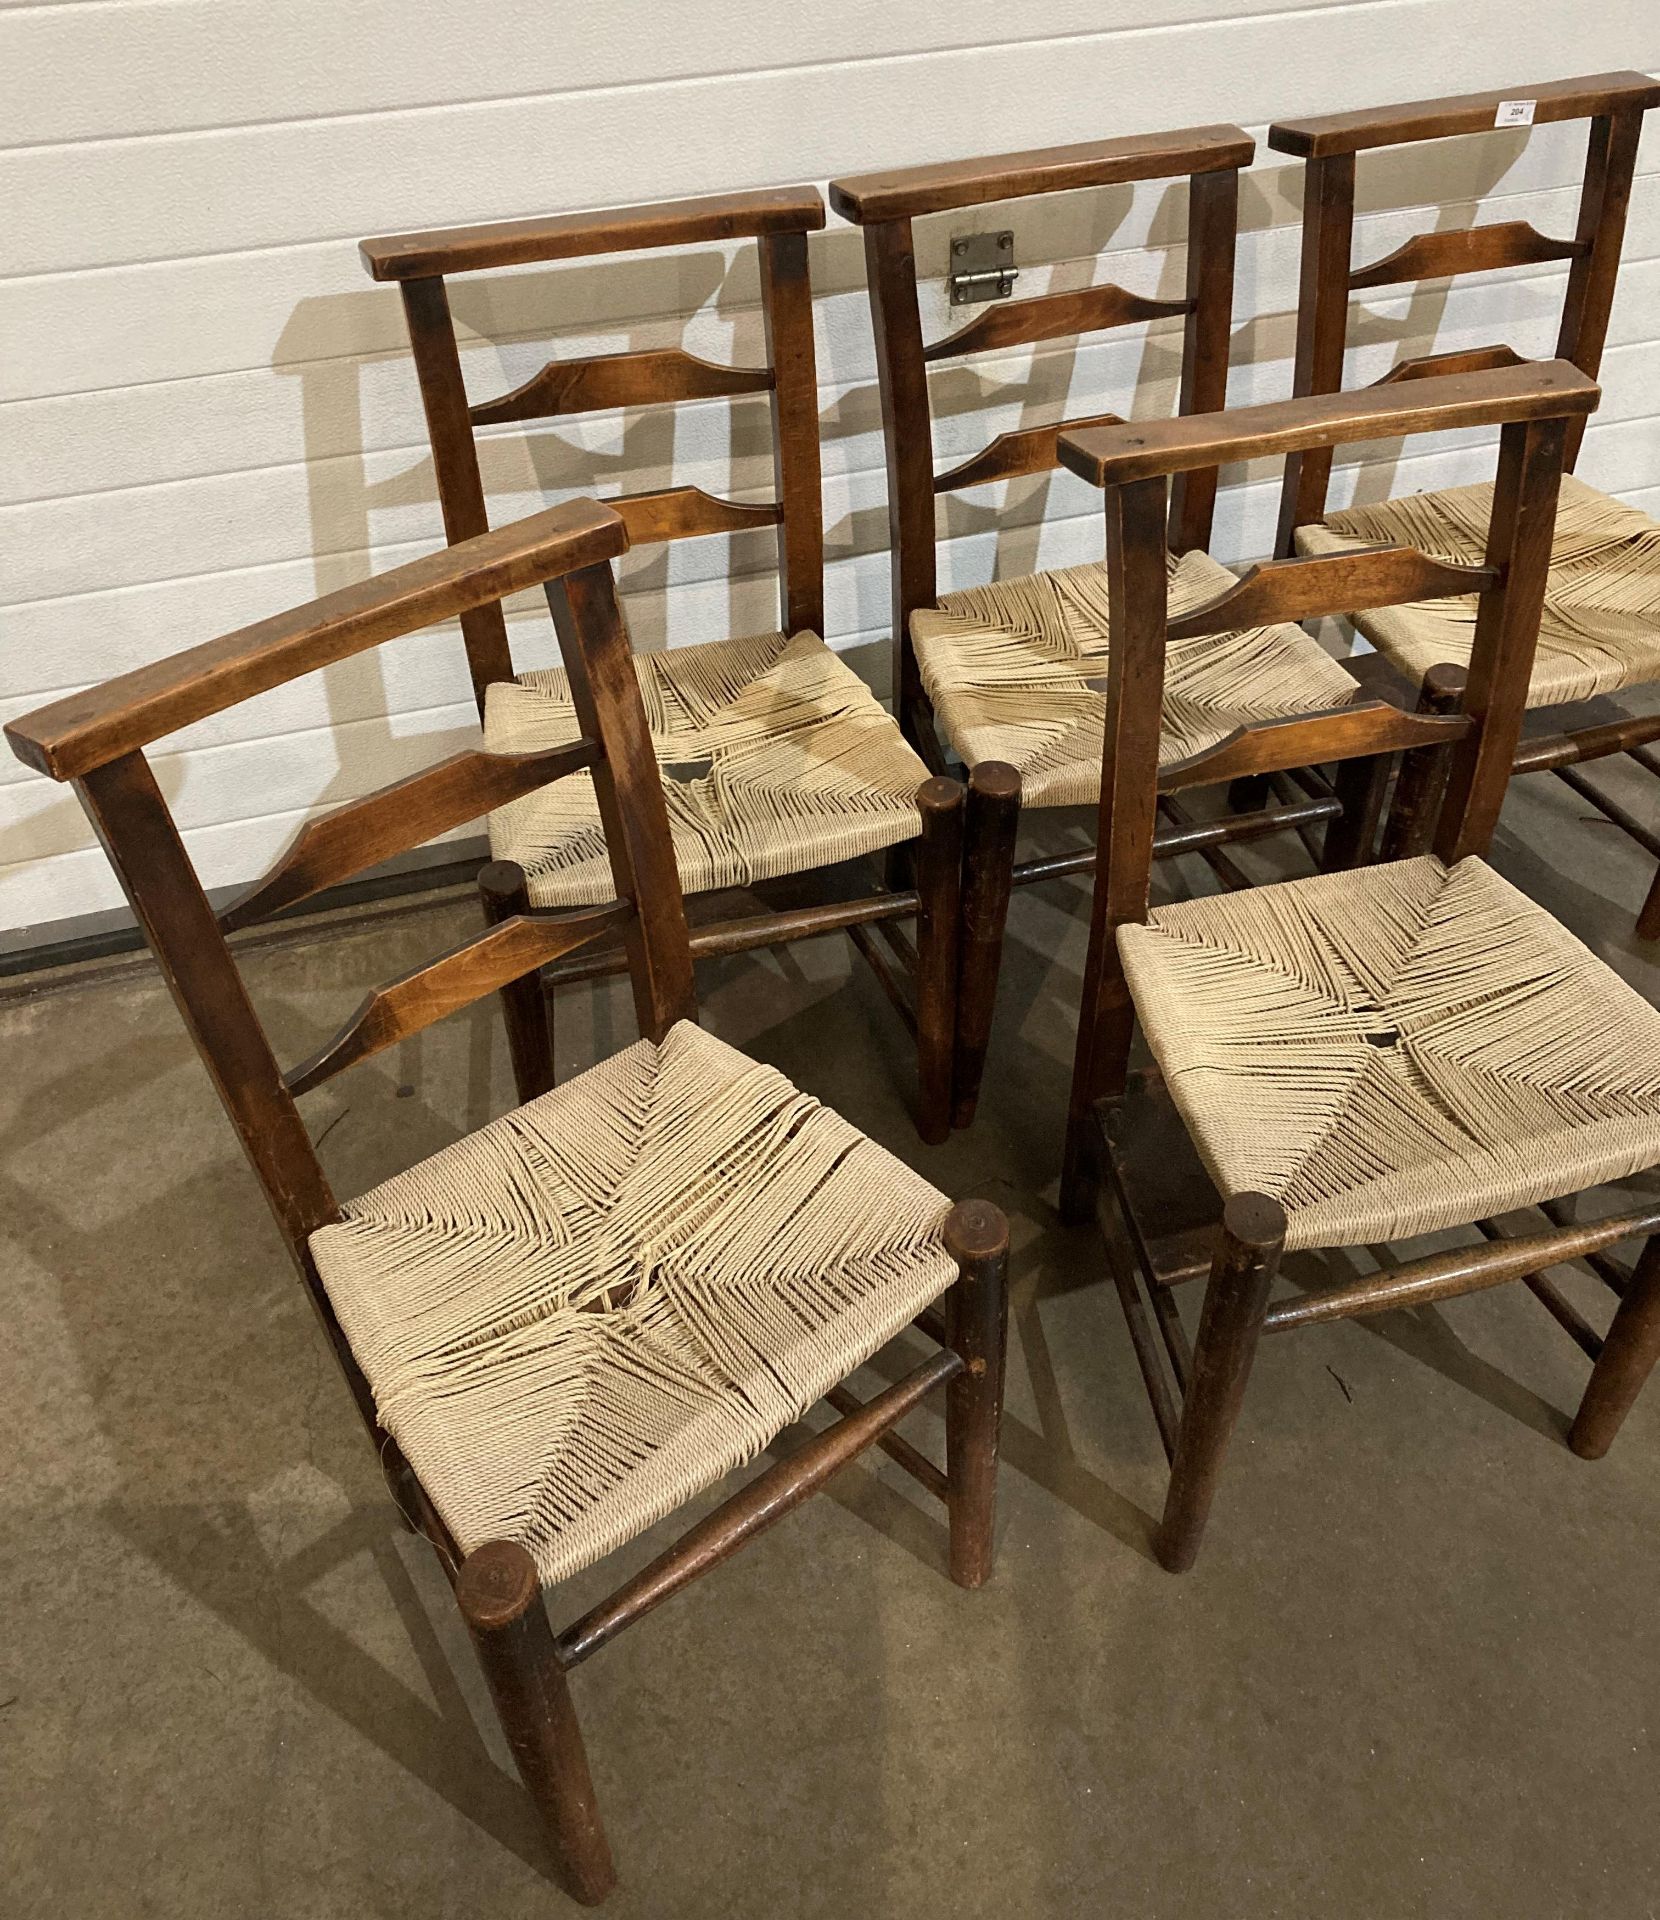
[2, 1, 1656, 933]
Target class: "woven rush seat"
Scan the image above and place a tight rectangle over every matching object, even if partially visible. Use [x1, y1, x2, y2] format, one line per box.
[909, 551, 1361, 805]
[1118, 854, 1660, 1253]
[485, 629, 931, 907]
[309, 1020, 956, 1584]
[1296, 474, 1660, 707]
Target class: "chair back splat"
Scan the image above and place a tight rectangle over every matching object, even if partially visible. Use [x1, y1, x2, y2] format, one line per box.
[829, 124, 1254, 747]
[1268, 70, 1660, 552]
[3, 503, 695, 1449]
[360, 188, 828, 717]
[1055, 358, 1598, 1145]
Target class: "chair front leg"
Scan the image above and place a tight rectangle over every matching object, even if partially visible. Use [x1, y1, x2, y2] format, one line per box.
[479, 860, 556, 1105]
[952, 762, 1021, 1130]
[457, 1541, 616, 1906]
[913, 777, 965, 1147]
[1153, 1192, 1285, 1574]
[943, 1199, 1010, 1589]
[1569, 1234, 1660, 1459]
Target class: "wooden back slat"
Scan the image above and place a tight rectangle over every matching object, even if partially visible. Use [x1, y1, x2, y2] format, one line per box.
[220, 739, 600, 932]
[1162, 544, 1498, 642]
[1270, 73, 1659, 546]
[469, 346, 774, 424]
[612, 486, 783, 546]
[923, 284, 1190, 364]
[285, 901, 633, 1097]
[5, 507, 700, 1424]
[366, 188, 827, 712]
[832, 124, 1253, 715]
[1063, 363, 1583, 1130]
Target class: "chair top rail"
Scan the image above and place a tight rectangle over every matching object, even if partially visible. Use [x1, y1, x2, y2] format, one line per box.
[1058, 358, 1598, 486]
[5, 500, 627, 784]
[827, 123, 1254, 224]
[1268, 71, 1660, 158]
[361, 185, 827, 281]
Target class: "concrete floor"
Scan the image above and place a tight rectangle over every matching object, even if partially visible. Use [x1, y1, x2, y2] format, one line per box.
[3, 763, 1658, 1920]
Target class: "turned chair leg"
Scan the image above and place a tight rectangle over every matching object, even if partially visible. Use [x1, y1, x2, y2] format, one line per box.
[1153, 1193, 1286, 1574]
[914, 777, 965, 1148]
[952, 763, 1021, 1131]
[457, 1541, 616, 1906]
[942, 1199, 1010, 1589]
[1637, 864, 1660, 943]
[1569, 1235, 1660, 1459]
[479, 860, 556, 1107]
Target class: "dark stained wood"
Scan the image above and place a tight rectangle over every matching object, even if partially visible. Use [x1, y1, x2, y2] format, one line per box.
[1558, 107, 1647, 463]
[942, 1199, 1010, 1590]
[827, 124, 1255, 223]
[1372, 343, 1529, 384]
[1169, 166, 1239, 553]
[455, 1542, 616, 1906]
[758, 228, 827, 635]
[1060, 358, 1598, 486]
[822, 1382, 949, 1500]
[1379, 662, 1467, 861]
[1348, 219, 1583, 291]
[400, 276, 516, 710]
[1510, 708, 1660, 775]
[478, 861, 558, 1107]
[1572, 1236, 1660, 1457]
[468, 346, 774, 424]
[1262, 1200, 1660, 1333]
[1639, 866, 1660, 944]
[1434, 416, 1567, 862]
[1164, 543, 1496, 641]
[913, 776, 965, 1147]
[952, 762, 1020, 1131]
[1551, 763, 1660, 860]
[1153, 1192, 1285, 1573]
[1474, 1217, 1605, 1360]
[923, 282, 1189, 363]
[611, 485, 782, 545]
[220, 739, 600, 930]
[361, 186, 826, 279]
[1321, 743, 1393, 870]
[284, 902, 632, 1097]
[1267, 72, 1660, 158]
[846, 923, 919, 1038]
[1274, 151, 1355, 554]
[933, 412, 1126, 494]
[5, 500, 628, 783]
[555, 1349, 966, 1667]
[1157, 700, 1468, 795]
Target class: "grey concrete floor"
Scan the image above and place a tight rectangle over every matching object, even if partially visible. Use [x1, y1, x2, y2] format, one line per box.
[2, 765, 1658, 1920]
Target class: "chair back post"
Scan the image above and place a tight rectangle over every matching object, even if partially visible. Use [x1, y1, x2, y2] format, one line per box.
[3, 502, 689, 1443]
[399, 274, 516, 710]
[829, 125, 1255, 743]
[757, 229, 827, 635]
[1269, 72, 1660, 552]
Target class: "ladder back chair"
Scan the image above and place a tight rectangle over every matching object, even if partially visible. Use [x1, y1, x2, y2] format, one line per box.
[831, 128, 1385, 1131]
[360, 190, 966, 1142]
[3, 503, 1010, 1905]
[1271, 71, 1660, 939]
[1055, 362, 1660, 1573]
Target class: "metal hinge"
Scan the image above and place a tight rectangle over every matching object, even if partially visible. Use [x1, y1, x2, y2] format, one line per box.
[948, 230, 1018, 306]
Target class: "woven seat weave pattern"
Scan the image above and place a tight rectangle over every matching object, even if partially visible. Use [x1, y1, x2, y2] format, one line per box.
[311, 1021, 957, 1584]
[1297, 474, 1660, 707]
[909, 550, 1361, 806]
[485, 629, 930, 907]
[1119, 855, 1660, 1252]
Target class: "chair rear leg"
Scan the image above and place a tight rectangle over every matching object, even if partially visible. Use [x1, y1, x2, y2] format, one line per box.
[479, 860, 556, 1105]
[913, 777, 965, 1147]
[457, 1541, 616, 1906]
[1637, 863, 1660, 943]
[1323, 751, 1391, 870]
[952, 763, 1021, 1130]
[942, 1200, 1010, 1589]
[1569, 1235, 1660, 1459]
[1153, 1193, 1285, 1574]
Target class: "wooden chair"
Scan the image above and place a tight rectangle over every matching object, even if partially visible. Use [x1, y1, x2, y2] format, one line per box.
[1271, 72, 1660, 939]
[3, 503, 1010, 1903]
[1054, 361, 1660, 1573]
[830, 128, 1389, 1133]
[359, 190, 967, 1142]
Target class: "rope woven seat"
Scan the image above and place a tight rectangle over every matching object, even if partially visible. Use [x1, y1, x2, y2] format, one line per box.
[1296, 474, 1660, 707]
[1118, 854, 1660, 1253]
[310, 1019, 956, 1584]
[910, 550, 1362, 805]
[485, 629, 931, 907]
